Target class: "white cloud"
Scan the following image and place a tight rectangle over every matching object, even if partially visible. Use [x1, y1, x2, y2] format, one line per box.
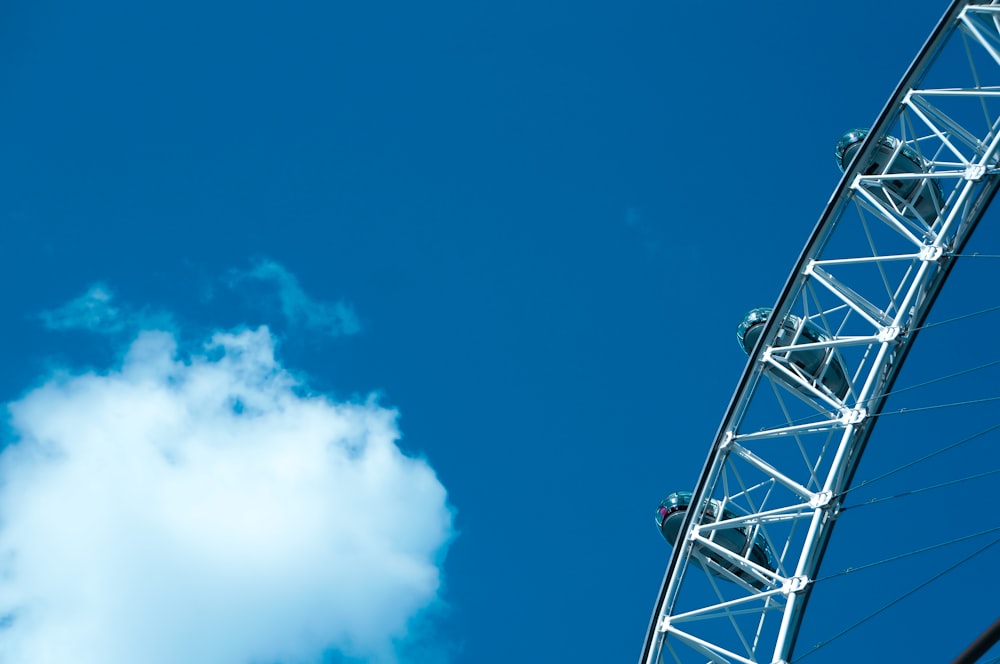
[38, 284, 173, 335]
[38, 283, 125, 333]
[0, 327, 453, 664]
[232, 260, 361, 336]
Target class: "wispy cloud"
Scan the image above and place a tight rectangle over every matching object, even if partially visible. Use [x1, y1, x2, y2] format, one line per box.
[38, 283, 172, 335]
[0, 326, 453, 663]
[230, 259, 361, 336]
[38, 283, 126, 333]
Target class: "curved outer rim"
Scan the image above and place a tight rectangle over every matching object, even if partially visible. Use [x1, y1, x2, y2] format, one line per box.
[638, 1, 992, 662]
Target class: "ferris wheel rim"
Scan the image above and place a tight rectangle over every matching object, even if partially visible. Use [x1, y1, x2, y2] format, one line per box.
[640, 1, 1000, 662]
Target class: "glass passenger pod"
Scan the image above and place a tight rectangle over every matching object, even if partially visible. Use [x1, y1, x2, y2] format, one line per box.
[737, 307, 850, 399]
[835, 128, 942, 225]
[655, 492, 776, 590]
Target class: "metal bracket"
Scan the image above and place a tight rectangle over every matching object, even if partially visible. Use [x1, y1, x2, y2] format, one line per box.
[720, 430, 735, 452]
[784, 576, 808, 594]
[965, 163, 987, 181]
[841, 407, 868, 425]
[919, 245, 944, 261]
[877, 325, 902, 342]
[809, 490, 833, 509]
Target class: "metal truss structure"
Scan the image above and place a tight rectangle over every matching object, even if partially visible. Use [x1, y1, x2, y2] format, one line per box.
[641, 1, 1000, 662]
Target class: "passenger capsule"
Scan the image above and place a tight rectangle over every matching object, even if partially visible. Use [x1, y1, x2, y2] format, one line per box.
[835, 128, 941, 224]
[737, 307, 850, 399]
[655, 492, 775, 589]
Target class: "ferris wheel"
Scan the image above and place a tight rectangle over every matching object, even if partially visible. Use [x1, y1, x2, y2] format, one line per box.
[641, 1, 1000, 662]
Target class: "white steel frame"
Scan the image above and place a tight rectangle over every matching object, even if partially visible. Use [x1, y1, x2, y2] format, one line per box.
[641, 2, 1000, 662]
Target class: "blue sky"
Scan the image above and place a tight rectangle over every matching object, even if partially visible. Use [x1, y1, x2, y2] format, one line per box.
[1, 1, 997, 662]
